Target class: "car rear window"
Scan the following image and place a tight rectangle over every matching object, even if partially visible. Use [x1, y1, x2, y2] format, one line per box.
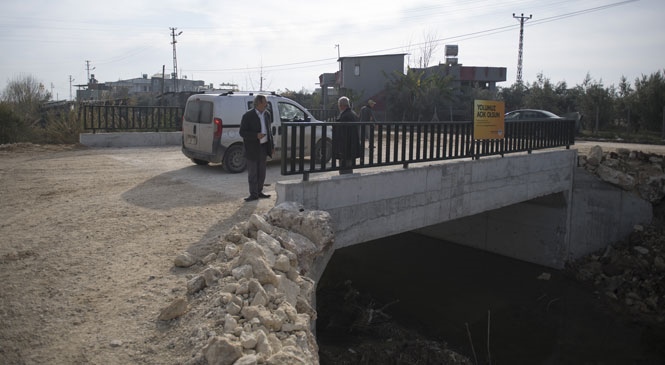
[184, 99, 213, 124]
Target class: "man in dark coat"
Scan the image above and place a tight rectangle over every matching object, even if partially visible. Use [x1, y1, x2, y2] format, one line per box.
[239, 94, 274, 201]
[359, 99, 376, 140]
[332, 96, 361, 174]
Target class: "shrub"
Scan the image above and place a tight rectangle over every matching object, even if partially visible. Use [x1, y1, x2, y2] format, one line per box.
[0, 102, 32, 144]
[33, 108, 83, 144]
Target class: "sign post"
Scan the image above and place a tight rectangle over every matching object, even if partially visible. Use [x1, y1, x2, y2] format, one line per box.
[473, 100, 505, 140]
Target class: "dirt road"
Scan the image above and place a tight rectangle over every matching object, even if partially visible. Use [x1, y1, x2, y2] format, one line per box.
[0, 144, 288, 364]
[1, 140, 663, 364]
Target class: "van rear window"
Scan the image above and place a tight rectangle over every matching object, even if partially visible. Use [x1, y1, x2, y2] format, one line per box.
[184, 100, 213, 124]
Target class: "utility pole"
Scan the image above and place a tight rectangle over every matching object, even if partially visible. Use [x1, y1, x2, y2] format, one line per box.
[85, 60, 95, 83]
[69, 75, 75, 100]
[170, 27, 183, 92]
[513, 13, 532, 85]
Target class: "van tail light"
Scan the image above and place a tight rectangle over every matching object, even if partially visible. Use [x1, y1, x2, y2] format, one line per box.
[214, 117, 223, 139]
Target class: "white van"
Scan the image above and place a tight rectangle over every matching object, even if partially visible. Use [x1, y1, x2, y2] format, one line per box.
[181, 91, 332, 173]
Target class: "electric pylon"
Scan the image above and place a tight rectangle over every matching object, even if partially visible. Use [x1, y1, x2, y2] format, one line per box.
[513, 13, 532, 85]
[170, 27, 183, 92]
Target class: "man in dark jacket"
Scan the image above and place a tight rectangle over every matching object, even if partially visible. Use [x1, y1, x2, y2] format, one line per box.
[239, 94, 274, 201]
[332, 96, 361, 174]
[359, 99, 376, 140]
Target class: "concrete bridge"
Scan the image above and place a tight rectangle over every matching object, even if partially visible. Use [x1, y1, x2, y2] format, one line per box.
[275, 149, 652, 282]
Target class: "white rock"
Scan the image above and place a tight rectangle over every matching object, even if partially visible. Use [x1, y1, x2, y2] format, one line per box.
[186, 275, 206, 294]
[224, 243, 239, 258]
[277, 275, 300, 307]
[234, 354, 258, 365]
[202, 253, 217, 265]
[226, 301, 241, 315]
[174, 252, 197, 267]
[251, 289, 269, 307]
[240, 331, 258, 349]
[273, 254, 291, 272]
[223, 314, 237, 334]
[158, 297, 188, 321]
[249, 213, 274, 235]
[255, 330, 272, 358]
[203, 336, 243, 365]
[202, 266, 223, 287]
[232, 266, 251, 282]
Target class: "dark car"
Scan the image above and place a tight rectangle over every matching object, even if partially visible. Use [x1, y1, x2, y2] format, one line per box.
[504, 109, 562, 120]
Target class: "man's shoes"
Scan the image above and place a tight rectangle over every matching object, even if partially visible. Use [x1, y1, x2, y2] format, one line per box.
[258, 193, 271, 199]
[244, 195, 258, 202]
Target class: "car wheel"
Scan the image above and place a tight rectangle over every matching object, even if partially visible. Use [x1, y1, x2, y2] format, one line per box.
[314, 138, 333, 164]
[192, 158, 209, 166]
[223, 144, 247, 173]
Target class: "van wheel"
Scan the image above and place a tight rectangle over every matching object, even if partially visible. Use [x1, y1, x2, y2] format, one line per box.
[223, 144, 246, 173]
[192, 158, 209, 166]
[314, 138, 333, 164]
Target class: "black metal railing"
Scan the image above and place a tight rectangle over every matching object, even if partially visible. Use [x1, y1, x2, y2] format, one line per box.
[280, 119, 576, 178]
[79, 104, 184, 132]
[308, 109, 338, 122]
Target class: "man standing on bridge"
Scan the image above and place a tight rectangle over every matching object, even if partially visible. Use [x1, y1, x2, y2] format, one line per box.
[332, 96, 361, 174]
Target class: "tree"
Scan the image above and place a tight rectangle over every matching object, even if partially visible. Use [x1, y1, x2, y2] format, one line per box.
[615, 76, 634, 130]
[280, 88, 316, 109]
[521, 73, 569, 115]
[632, 70, 665, 132]
[2, 74, 51, 121]
[0, 102, 27, 143]
[498, 82, 527, 111]
[576, 73, 614, 132]
[384, 68, 453, 121]
[1, 75, 53, 143]
[419, 29, 440, 68]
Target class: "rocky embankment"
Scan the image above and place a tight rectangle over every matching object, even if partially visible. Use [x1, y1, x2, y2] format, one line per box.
[571, 145, 665, 325]
[159, 202, 335, 365]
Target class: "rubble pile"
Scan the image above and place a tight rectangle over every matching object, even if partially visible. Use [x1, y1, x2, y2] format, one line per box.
[160, 202, 335, 365]
[567, 223, 665, 322]
[571, 145, 665, 324]
[578, 145, 665, 203]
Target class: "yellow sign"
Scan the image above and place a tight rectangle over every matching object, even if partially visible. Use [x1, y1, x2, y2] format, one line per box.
[473, 100, 505, 140]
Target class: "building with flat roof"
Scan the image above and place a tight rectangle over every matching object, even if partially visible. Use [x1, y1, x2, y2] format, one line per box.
[318, 46, 507, 120]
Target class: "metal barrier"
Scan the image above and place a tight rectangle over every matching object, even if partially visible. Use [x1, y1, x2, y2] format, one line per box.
[280, 119, 576, 179]
[308, 109, 338, 122]
[79, 104, 183, 132]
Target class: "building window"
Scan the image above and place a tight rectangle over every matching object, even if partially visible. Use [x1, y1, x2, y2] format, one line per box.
[354, 64, 360, 76]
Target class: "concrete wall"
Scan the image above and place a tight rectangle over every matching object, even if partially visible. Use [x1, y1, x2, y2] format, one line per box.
[80, 132, 181, 147]
[568, 167, 652, 257]
[416, 192, 571, 268]
[416, 168, 652, 268]
[276, 149, 579, 279]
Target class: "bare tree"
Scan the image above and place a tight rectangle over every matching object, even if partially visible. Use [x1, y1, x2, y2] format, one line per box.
[2, 74, 51, 120]
[419, 29, 440, 68]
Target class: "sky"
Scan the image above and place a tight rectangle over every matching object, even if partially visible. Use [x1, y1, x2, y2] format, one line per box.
[1, 0, 664, 101]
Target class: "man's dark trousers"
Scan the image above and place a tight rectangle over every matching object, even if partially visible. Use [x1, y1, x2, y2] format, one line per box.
[246, 142, 269, 198]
